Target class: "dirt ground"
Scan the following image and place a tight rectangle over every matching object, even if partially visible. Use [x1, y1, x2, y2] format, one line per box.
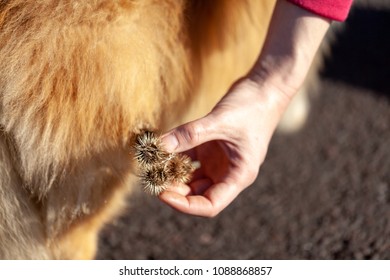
[97, 1, 390, 260]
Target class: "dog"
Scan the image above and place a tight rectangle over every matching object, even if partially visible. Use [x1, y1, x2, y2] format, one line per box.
[0, 0, 317, 259]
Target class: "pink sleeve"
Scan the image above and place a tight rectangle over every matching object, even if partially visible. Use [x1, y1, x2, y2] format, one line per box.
[288, 0, 353, 21]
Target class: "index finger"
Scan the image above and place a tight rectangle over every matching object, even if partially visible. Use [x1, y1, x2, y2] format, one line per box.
[159, 181, 240, 217]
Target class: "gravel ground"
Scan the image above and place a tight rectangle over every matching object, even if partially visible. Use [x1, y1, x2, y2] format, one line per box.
[97, 1, 390, 260]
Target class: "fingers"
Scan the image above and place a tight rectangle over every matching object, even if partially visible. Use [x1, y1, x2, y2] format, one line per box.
[161, 116, 218, 153]
[159, 192, 217, 217]
[159, 182, 239, 217]
[189, 178, 213, 195]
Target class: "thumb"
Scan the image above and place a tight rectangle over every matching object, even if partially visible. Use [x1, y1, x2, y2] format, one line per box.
[161, 115, 217, 153]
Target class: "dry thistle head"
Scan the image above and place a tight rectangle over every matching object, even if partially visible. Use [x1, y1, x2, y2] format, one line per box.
[133, 131, 200, 196]
[167, 153, 196, 184]
[133, 131, 169, 168]
[140, 165, 169, 196]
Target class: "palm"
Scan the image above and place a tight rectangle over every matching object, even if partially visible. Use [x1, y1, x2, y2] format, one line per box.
[168, 140, 240, 198]
[190, 140, 230, 189]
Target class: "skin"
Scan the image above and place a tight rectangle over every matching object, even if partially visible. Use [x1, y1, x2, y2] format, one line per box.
[160, 0, 331, 217]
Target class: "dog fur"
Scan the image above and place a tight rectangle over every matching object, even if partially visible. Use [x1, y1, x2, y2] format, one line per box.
[0, 0, 282, 259]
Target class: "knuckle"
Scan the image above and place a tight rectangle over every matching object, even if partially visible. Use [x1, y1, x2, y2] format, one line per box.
[208, 204, 224, 218]
[206, 209, 220, 218]
[180, 122, 202, 146]
[246, 166, 260, 185]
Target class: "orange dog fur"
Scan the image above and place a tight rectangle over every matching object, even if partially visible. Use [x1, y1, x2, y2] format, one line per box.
[0, 0, 280, 259]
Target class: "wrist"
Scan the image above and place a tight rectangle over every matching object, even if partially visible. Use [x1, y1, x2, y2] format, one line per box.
[248, 0, 330, 99]
[248, 54, 303, 100]
[237, 77, 292, 132]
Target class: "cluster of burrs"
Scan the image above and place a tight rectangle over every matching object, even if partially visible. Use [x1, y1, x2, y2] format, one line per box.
[133, 131, 198, 196]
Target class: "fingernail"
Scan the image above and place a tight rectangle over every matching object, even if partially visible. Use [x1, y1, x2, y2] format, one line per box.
[161, 134, 178, 152]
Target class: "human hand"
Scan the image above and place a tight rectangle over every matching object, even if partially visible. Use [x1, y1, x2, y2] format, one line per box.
[159, 0, 330, 217]
[159, 78, 290, 217]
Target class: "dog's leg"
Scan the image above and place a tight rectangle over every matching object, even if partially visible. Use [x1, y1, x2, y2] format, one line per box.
[176, 0, 276, 124]
[0, 135, 49, 259]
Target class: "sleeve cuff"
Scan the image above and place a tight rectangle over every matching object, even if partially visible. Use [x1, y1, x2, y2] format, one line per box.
[288, 0, 353, 21]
